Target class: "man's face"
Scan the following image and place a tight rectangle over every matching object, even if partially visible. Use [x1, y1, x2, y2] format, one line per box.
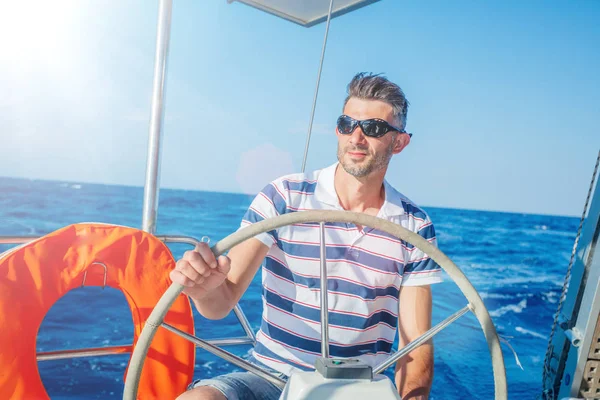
[336, 97, 409, 178]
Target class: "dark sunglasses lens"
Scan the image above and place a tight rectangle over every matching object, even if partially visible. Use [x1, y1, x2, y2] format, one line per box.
[337, 116, 355, 134]
[361, 120, 387, 137]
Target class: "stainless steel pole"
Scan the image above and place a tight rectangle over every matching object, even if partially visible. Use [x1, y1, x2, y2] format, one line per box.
[142, 0, 173, 234]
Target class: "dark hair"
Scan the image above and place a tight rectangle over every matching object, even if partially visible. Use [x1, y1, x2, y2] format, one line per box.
[343, 72, 409, 129]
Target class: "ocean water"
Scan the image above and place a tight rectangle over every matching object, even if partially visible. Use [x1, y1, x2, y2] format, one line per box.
[0, 176, 579, 399]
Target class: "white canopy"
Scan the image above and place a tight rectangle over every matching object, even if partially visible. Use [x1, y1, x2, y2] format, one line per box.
[228, 0, 381, 27]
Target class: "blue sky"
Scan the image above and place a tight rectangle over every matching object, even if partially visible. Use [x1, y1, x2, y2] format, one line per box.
[0, 0, 598, 216]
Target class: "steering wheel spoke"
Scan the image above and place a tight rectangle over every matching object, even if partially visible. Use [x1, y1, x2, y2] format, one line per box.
[319, 221, 330, 358]
[373, 304, 473, 374]
[160, 323, 287, 389]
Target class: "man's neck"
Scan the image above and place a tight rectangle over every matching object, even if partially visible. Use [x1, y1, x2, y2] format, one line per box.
[334, 164, 386, 215]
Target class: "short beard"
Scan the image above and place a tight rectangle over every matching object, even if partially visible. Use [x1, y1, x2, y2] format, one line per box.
[337, 139, 395, 178]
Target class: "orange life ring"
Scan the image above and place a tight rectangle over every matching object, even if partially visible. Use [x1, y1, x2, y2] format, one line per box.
[0, 223, 195, 399]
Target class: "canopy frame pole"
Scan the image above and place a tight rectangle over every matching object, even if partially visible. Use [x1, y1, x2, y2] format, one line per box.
[142, 0, 173, 233]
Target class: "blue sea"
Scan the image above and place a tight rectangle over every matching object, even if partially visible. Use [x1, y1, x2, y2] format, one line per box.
[0, 176, 579, 399]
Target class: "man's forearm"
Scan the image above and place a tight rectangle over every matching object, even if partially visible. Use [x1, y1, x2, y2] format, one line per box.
[394, 344, 433, 399]
[190, 281, 236, 320]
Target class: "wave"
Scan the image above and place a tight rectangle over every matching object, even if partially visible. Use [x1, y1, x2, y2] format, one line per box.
[515, 326, 547, 339]
[480, 292, 531, 300]
[489, 299, 527, 317]
[542, 291, 559, 304]
[473, 275, 563, 287]
[195, 360, 215, 370]
[0, 218, 37, 234]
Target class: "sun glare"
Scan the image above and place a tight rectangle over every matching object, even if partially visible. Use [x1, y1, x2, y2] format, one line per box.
[0, 0, 80, 72]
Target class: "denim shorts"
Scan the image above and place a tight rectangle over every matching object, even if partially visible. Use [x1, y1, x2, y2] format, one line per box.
[188, 355, 288, 400]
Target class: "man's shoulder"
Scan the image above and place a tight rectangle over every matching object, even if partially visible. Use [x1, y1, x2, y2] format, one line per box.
[385, 182, 432, 222]
[271, 171, 318, 185]
[268, 165, 329, 193]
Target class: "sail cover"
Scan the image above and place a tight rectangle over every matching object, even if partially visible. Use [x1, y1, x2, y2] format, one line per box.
[228, 0, 381, 27]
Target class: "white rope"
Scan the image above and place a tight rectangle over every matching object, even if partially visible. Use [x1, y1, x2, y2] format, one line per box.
[301, 0, 335, 173]
[499, 335, 523, 371]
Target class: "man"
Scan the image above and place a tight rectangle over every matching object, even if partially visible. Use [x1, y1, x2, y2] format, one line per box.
[171, 72, 443, 400]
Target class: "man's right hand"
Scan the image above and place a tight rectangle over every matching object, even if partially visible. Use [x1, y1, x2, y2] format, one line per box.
[169, 242, 231, 300]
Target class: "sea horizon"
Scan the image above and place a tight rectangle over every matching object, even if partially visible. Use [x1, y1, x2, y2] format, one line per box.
[0, 175, 582, 220]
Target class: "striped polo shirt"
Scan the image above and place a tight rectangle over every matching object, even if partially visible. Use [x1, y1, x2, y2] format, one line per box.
[240, 162, 443, 376]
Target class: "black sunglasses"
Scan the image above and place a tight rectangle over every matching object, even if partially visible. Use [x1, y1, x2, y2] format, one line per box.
[336, 115, 412, 138]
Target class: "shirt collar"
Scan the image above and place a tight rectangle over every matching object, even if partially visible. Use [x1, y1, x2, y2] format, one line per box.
[314, 162, 341, 208]
[380, 179, 407, 217]
[314, 162, 406, 217]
